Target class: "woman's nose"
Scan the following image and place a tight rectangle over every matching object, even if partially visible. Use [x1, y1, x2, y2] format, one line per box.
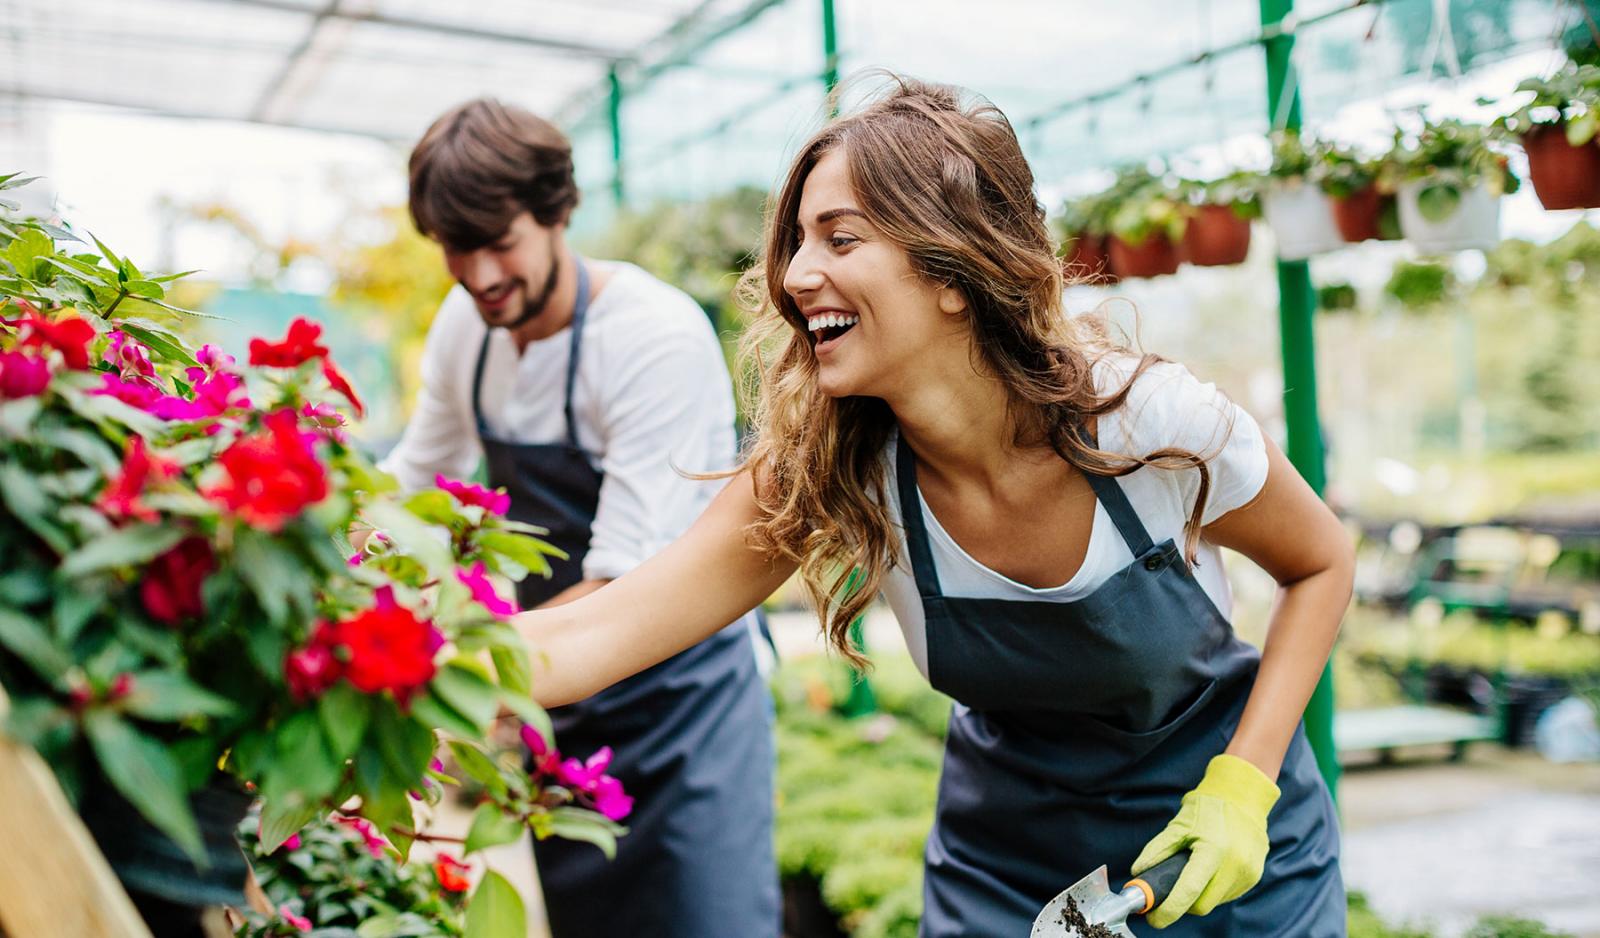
[783, 243, 825, 299]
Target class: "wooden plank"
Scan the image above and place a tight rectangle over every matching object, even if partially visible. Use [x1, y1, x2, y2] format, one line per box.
[0, 683, 154, 938]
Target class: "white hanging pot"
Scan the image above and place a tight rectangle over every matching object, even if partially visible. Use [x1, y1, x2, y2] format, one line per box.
[1397, 178, 1501, 253]
[1261, 179, 1344, 260]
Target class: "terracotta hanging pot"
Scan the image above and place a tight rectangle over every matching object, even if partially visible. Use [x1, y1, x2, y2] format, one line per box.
[1179, 204, 1251, 267]
[1108, 233, 1179, 279]
[1060, 232, 1117, 284]
[1521, 123, 1600, 210]
[1328, 185, 1401, 243]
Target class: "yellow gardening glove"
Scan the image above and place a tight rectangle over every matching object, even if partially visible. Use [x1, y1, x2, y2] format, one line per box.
[1129, 754, 1281, 928]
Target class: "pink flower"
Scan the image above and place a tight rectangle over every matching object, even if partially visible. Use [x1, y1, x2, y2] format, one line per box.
[104, 330, 154, 378]
[333, 815, 389, 858]
[0, 350, 50, 399]
[91, 372, 162, 411]
[282, 834, 302, 851]
[557, 746, 614, 791]
[456, 562, 518, 619]
[592, 775, 634, 821]
[195, 344, 235, 372]
[435, 475, 510, 516]
[278, 905, 312, 932]
[300, 401, 347, 443]
[520, 724, 562, 776]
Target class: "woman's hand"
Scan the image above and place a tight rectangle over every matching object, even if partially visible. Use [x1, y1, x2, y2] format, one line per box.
[512, 470, 797, 708]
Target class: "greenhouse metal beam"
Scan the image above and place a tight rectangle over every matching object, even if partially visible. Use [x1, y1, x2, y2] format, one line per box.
[252, 0, 354, 125]
[199, 0, 625, 58]
[1260, 0, 1340, 804]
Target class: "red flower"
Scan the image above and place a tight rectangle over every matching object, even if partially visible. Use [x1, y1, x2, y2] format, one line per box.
[140, 537, 214, 625]
[98, 436, 178, 523]
[284, 625, 342, 701]
[433, 853, 472, 893]
[249, 317, 329, 367]
[203, 409, 328, 531]
[0, 350, 50, 398]
[16, 315, 96, 370]
[321, 356, 364, 417]
[324, 587, 440, 701]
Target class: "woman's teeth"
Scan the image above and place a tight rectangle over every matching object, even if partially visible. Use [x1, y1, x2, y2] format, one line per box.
[807, 313, 860, 333]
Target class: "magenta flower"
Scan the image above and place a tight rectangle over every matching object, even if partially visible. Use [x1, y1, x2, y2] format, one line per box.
[279, 905, 312, 933]
[0, 350, 50, 399]
[456, 562, 518, 619]
[435, 474, 510, 516]
[300, 401, 347, 442]
[520, 724, 562, 776]
[282, 834, 302, 851]
[558, 746, 613, 791]
[333, 815, 389, 858]
[592, 775, 634, 821]
[104, 330, 155, 378]
[194, 343, 235, 372]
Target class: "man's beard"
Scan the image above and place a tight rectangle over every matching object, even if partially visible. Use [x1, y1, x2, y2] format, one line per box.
[483, 241, 562, 331]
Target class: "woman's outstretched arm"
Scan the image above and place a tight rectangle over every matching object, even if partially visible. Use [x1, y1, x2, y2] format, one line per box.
[512, 470, 798, 707]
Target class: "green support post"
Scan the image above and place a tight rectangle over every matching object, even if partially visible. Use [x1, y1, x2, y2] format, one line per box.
[608, 66, 625, 210]
[1260, 0, 1340, 803]
[821, 0, 839, 113]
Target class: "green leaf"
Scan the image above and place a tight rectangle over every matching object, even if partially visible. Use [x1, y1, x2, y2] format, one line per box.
[121, 672, 237, 721]
[544, 806, 624, 860]
[409, 689, 481, 740]
[34, 424, 121, 474]
[490, 645, 531, 698]
[478, 530, 563, 580]
[0, 568, 50, 606]
[495, 688, 551, 747]
[318, 683, 373, 761]
[464, 871, 526, 938]
[404, 490, 459, 526]
[233, 528, 306, 625]
[258, 793, 325, 854]
[83, 710, 203, 864]
[446, 741, 508, 799]
[431, 661, 500, 732]
[0, 462, 71, 554]
[0, 396, 42, 439]
[2, 228, 52, 281]
[362, 501, 453, 573]
[60, 524, 186, 577]
[0, 606, 71, 680]
[373, 699, 437, 788]
[1567, 111, 1598, 147]
[121, 280, 164, 300]
[117, 321, 196, 368]
[1415, 182, 1462, 223]
[464, 803, 526, 855]
[51, 586, 103, 645]
[262, 710, 344, 805]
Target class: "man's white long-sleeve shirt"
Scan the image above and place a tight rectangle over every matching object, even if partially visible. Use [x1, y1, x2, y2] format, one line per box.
[379, 261, 740, 582]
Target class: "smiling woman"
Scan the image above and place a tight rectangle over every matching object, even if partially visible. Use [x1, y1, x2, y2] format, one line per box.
[513, 73, 1353, 938]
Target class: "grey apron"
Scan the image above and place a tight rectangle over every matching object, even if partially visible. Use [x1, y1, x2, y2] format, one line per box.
[893, 432, 1344, 937]
[472, 259, 778, 937]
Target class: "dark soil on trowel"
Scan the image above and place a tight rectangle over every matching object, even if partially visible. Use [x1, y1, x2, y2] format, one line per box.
[1059, 895, 1117, 937]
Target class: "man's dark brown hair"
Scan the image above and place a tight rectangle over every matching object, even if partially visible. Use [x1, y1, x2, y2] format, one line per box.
[408, 98, 581, 251]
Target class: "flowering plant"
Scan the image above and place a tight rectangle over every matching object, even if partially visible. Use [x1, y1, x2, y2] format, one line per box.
[0, 173, 626, 935]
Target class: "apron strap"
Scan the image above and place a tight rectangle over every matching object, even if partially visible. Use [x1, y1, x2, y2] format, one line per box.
[893, 432, 944, 597]
[562, 259, 593, 449]
[468, 256, 594, 446]
[1074, 424, 1157, 557]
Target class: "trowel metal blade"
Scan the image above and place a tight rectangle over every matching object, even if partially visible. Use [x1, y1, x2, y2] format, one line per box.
[1029, 864, 1135, 937]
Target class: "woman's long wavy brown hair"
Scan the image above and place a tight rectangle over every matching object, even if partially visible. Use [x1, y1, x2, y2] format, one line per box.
[735, 75, 1220, 667]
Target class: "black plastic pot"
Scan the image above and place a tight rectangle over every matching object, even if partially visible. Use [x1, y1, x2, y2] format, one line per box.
[79, 775, 254, 938]
[1424, 664, 1496, 714]
[1500, 676, 1571, 749]
[782, 874, 847, 938]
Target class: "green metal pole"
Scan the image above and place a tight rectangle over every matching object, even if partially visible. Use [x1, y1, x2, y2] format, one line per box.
[821, 0, 839, 113]
[1260, 0, 1340, 803]
[608, 66, 625, 210]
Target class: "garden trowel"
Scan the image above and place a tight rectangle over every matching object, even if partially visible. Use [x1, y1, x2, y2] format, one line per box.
[1029, 851, 1190, 937]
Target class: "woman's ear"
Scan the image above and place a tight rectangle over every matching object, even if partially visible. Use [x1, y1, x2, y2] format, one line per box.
[937, 285, 967, 315]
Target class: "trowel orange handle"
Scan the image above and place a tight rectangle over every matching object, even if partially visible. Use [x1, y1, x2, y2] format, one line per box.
[1123, 851, 1190, 916]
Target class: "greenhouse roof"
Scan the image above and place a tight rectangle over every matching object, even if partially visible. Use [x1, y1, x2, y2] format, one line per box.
[2, 0, 1589, 215]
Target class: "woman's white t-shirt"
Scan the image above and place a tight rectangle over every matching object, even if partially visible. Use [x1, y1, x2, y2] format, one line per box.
[879, 354, 1270, 680]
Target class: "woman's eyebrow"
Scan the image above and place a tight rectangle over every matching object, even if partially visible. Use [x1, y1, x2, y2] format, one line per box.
[815, 208, 867, 224]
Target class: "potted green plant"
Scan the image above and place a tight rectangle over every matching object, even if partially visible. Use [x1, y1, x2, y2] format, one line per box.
[0, 173, 627, 937]
[1105, 167, 1185, 279]
[1260, 131, 1344, 259]
[1054, 189, 1118, 284]
[1391, 118, 1519, 253]
[1491, 63, 1600, 210]
[1316, 144, 1401, 243]
[1178, 172, 1259, 267]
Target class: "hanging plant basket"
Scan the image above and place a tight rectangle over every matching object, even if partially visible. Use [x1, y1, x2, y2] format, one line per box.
[1108, 233, 1179, 278]
[1397, 179, 1501, 253]
[1521, 123, 1600, 210]
[1060, 232, 1117, 284]
[1180, 204, 1251, 267]
[1328, 185, 1400, 243]
[1261, 179, 1344, 260]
